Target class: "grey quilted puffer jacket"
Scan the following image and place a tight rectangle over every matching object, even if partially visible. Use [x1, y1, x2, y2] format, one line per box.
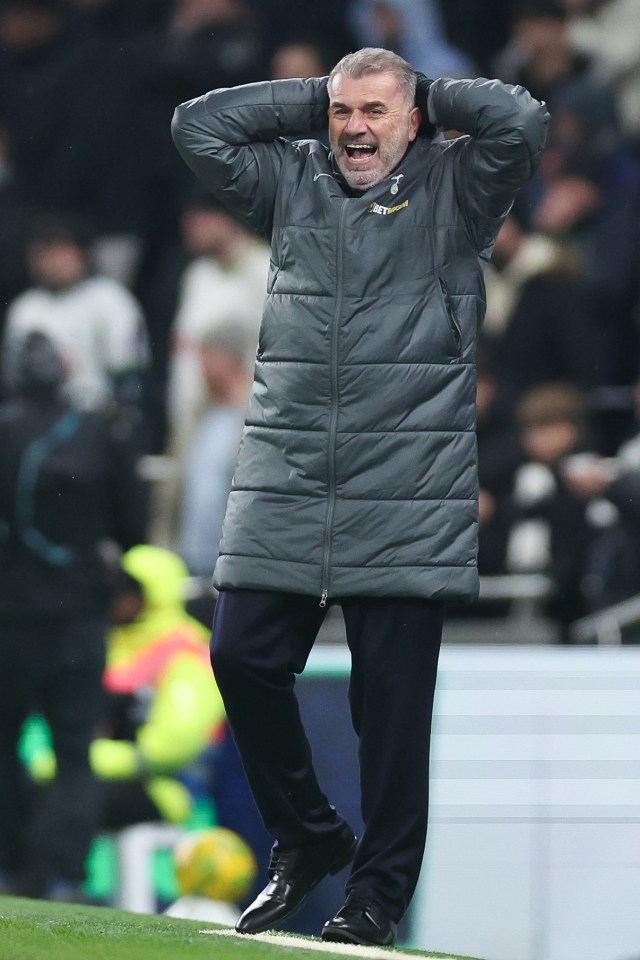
[172, 76, 549, 604]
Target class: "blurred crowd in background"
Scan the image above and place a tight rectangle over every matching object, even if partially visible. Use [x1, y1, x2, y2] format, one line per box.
[2, 0, 640, 640]
[3, 0, 640, 914]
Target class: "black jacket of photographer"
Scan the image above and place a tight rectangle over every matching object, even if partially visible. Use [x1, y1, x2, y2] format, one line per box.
[0, 335, 148, 618]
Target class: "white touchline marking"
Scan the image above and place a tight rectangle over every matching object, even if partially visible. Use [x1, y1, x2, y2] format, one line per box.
[200, 927, 452, 960]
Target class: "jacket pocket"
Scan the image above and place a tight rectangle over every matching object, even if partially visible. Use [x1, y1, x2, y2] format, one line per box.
[438, 277, 463, 363]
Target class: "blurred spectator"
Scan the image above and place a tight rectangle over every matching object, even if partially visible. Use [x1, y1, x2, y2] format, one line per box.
[251, 0, 353, 61]
[564, 381, 640, 614]
[155, 192, 267, 545]
[501, 382, 593, 636]
[147, 0, 267, 101]
[178, 322, 254, 578]
[0, 0, 140, 239]
[121, 0, 270, 442]
[495, 3, 640, 386]
[493, 0, 591, 104]
[87, 545, 224, 829]
[269, 39, 330, 80]
[526, 83, 640, 385]
[123, 0, 269, 235]
[439, 0, 513, 76]
[166, 191, 266, 439]
[348, 0, 476, 77]
[562, 0, 640, 141]
[268, 40, 332, 144]
[484, 215, 607, 412]
[0, 332, 148, 900]
[1, 213, 150, 420]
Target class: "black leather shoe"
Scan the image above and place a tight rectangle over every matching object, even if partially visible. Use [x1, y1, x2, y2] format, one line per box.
[235, 821, 357, 934]
[322, 893, 397, 946]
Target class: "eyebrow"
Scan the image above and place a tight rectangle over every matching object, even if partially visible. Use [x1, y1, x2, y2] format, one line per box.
[330, 99, 387, 111]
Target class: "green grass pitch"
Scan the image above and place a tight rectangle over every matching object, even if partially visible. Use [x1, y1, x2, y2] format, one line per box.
[0, 896, 487, 960]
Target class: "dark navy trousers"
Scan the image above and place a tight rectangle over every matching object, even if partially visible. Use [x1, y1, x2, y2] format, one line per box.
[210, 589, 443, 921]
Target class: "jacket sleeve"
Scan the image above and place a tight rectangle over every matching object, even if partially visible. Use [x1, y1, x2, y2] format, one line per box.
[171, 78, 329, 238]
[428, 77, 550, 248]
[91, 653, 226, 778]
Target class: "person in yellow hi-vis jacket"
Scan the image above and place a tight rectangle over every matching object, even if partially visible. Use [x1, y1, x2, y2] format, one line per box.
[96, 544, 226, 827]
[31, 545, 225, 829]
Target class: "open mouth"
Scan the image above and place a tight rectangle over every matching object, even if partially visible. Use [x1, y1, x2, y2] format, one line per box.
[344, 143, 378, 164]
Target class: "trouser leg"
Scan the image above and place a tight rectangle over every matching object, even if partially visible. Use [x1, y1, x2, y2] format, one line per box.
[211, 589, 342, 848]
[341, 597, 443, 922]
[24, 616, 106, 893]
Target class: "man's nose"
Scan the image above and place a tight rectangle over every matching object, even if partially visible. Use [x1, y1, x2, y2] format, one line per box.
[345, 111, 367, 135]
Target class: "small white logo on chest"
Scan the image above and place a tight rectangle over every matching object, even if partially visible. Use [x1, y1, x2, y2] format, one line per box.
[390, 174, 404, 195]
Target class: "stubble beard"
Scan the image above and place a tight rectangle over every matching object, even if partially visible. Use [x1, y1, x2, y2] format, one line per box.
[333, 120, 412, 192]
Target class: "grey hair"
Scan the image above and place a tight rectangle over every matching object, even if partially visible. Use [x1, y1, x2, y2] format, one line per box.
[328, 47, 417, 106]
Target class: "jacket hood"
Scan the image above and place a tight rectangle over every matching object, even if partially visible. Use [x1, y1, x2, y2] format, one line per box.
[121, 545, 190, 615]
[108, 545, 207, 670]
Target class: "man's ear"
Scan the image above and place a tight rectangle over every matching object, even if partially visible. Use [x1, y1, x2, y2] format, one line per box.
[409, 106, 421, 142]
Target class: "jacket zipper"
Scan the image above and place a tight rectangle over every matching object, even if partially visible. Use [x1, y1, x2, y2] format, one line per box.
[438, 277, 462, 362]
[320, 199, 347, 607]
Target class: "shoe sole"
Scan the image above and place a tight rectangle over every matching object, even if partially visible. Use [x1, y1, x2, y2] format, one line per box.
[322, 926, 396, 948]
[236, 834, 357, 935]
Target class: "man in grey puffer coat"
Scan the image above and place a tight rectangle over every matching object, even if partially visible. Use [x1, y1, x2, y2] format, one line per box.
[172, 47, 548, 946]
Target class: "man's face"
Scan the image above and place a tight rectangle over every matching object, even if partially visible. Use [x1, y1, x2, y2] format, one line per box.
[522, 422, 578, 465]
[180, 208, 243, 262]
[328, 71, 419, 191]
[27, 241, 88, 290]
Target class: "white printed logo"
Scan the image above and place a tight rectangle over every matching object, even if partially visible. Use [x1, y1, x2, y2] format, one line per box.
[313, 173, 333, 181]
[390, 174, 404, 195]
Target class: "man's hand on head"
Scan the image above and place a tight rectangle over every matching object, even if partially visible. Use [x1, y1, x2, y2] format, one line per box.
[414, 72, 437, 139]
